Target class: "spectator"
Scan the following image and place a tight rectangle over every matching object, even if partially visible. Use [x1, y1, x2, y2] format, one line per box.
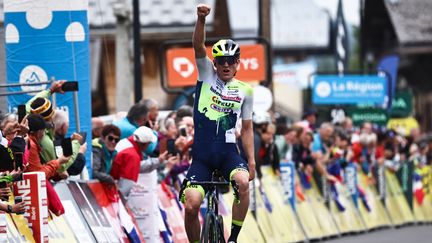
[175, 116, 194, 155]
[252, 111, 271, 164]
[175, 105, 193, 125]
[293, 132, 315, 171]
[26, 81, 82, 175]
[0, 113, 18, 143]
[92, 124, 121, 185]
[141, 98, 159, 130]
[92, 117, 104, 139]
[257, 123, 280, 178]
[26, 114, 69, 179]
[312, 122, 335, 155]
[52, 110, 87, 176]
[0, 113, 28, 170]
[276, 125, 303, 162]
[159, 118, 178, 152]
[0, 131, 16, 172]
[178, 115, 194, 138]
[302, 107, 317, 132]
[342, 117, 354, 134]
[113, 103, 149, 139]
[311, 123, 340, 181]
[111, 126, 176, 198]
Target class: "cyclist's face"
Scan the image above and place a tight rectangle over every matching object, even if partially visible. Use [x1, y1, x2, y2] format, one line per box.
[214, 57, 239, 81]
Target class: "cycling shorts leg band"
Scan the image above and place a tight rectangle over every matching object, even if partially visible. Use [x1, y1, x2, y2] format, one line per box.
[229, 168, 249, 181]
[180, 184, 205, 204]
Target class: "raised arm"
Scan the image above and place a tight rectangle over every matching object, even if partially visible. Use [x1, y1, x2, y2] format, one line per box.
[193, 4, 211, 58]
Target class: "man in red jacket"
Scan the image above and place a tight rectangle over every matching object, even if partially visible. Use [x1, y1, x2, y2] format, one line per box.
[111, 126, 177, 197]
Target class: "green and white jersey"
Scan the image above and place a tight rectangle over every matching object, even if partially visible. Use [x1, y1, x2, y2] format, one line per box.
[193, 57, 253, 144]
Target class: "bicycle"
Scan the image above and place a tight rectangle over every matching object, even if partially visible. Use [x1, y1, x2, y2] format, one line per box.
[180, 171, 239, 243]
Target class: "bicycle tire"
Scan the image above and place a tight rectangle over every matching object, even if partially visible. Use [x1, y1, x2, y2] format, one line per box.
[217, 215, 225, 243]
[202, 213, 218, 243]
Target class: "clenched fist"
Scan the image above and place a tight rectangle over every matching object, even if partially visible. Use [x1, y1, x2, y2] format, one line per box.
[197, 4, 211, 20]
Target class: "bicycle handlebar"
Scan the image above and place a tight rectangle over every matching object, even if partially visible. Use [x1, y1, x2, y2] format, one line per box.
[189, 181, 230, 187]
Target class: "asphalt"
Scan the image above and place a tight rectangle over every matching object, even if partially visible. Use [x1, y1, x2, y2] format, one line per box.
[324, 224, 432, 243]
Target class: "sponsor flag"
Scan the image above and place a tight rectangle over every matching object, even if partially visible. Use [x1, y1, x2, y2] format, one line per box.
[377, 55, 399, 109]
[118, 201, 141, 243]
[335, 0, 349, 73]
[280, 161, 296, 209]
[413, 172, 425, 205]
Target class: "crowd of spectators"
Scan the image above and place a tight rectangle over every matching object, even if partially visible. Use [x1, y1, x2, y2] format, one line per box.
[1, 80, 431, 228]
[254, 107, 432, 206]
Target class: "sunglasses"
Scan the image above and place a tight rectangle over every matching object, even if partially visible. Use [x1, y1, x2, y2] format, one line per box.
[215, 56, 238, 65]
[107, 135, 120, 143]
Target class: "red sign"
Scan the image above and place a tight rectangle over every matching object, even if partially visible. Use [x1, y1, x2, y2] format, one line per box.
[15, 172, 48, 243]
[166, 44, 266, 87]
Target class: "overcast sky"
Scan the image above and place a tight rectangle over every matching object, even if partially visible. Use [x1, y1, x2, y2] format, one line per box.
[313, 0, 360, 26]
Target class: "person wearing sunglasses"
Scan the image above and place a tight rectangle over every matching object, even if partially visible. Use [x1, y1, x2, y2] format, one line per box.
[182, 4, 255, 243]
[92, 124, 121, 185]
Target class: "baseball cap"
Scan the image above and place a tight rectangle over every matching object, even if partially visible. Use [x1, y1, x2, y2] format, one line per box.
[133, 126, 157, 143]
[28, 114, 51, 132]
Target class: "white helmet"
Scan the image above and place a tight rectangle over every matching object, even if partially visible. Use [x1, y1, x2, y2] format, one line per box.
[252, 111, 271, 125]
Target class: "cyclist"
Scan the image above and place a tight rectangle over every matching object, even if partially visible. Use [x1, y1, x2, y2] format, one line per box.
[182, 4, 255, 243]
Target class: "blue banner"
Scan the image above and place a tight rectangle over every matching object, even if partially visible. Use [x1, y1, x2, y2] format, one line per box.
[280, 161, 296, 210]
[312, 75, 387, 104]
[377, 55, 399, 109]
[345, 162, 359, 208]
[4, 1, 92, 176]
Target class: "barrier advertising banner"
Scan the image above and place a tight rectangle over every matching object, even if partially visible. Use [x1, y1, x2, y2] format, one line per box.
[8, 213, 36, 242]
[67, 181, 114, 243]
[312, 75, 387, 105]
[14, 172, 48, 243]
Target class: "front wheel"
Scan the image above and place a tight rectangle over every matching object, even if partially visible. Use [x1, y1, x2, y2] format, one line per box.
[217, 215, 225, 243]
[202, 213, 218, 243]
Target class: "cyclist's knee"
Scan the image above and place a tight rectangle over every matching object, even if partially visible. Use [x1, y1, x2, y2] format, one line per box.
[233, 174, 249, 195]
[184, 191, 202, 216]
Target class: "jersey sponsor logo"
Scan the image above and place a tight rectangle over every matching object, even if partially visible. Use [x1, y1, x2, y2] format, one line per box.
[216, 78, 225, 89]
[212, 96, 235, 108]
[227, 90, 239, 96]
[210, 104, 232, 113]
[210, 86, 242, 102]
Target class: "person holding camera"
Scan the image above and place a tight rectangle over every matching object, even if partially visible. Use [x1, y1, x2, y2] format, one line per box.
[25, 114, 70, 179]
[0, 201, 25, 214]
[52, 110, 87, 176]
[25, 81, 83, 177]
[111, 126, 178, 198]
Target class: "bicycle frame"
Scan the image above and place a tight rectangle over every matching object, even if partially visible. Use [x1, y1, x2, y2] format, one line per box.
[188, 180, 234, 243]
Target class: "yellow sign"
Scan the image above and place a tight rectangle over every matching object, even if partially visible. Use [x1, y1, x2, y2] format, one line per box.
[387, 117, 419, 136]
